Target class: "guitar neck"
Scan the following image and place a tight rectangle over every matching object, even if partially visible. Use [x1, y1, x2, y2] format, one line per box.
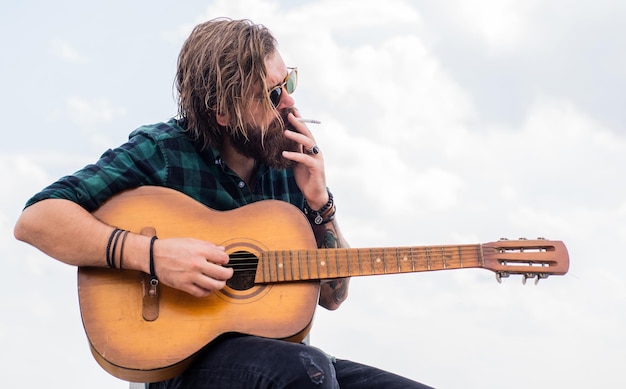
[255, 244, 484, 283]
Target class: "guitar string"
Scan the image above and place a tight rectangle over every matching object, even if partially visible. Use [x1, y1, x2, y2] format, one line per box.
[224, 245, 552, 274]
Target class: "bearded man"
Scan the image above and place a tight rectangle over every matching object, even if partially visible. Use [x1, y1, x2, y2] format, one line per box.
[15, 18, 431, 389]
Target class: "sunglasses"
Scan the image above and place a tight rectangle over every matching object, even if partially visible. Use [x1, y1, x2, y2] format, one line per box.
[268, 67, 298, 108]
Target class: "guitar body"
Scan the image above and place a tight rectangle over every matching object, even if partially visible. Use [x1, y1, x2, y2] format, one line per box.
[78, 186, 320, 382]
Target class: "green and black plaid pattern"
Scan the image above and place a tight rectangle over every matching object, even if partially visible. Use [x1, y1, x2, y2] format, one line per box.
[25, 118, 305, 212]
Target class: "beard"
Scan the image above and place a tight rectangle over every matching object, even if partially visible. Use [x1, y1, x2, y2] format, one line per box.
[228, 108, 300, 170]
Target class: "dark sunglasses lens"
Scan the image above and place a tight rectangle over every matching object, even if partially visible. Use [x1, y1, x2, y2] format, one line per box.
[269, 88, 282, 107]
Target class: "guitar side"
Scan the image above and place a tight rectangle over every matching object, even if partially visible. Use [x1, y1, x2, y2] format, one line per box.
[78, 186, 320, 382]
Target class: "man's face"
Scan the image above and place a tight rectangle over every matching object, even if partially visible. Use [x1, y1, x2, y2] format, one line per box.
[229, 52, 300, 169]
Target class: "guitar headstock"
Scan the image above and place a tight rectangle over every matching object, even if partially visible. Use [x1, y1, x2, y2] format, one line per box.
[482, 238, 569, 284]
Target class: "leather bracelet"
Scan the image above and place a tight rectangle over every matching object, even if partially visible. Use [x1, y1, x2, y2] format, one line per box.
[110, 228, 125, 269]
[106, 228, 121, 268]
[118, 230, 130, 270]
[149, 236, 159, 285]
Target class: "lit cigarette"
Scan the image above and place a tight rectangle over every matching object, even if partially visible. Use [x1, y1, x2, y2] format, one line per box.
[297, 118, 321, 124]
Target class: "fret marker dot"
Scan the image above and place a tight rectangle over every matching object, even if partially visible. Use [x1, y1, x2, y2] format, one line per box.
[376, 258, 382, 263]
[320, 261, 326, 266]
[278, 263, 283, 268]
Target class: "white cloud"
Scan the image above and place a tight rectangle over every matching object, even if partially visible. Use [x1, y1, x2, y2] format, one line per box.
[1, 155, 50, 249]
[50, 38, 89, 64]
[60, 97, 128, 148]
[325, 122, 465, 215]
[66, 96, 127, 127]
[442, 0, 541, 53]
[481, 96, 626, 207]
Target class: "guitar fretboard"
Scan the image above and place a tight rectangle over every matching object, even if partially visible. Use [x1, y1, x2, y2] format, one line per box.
[255, 244, 485, 283]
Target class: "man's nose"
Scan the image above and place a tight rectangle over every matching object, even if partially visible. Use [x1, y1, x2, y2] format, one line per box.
[276, 87, 295, 109]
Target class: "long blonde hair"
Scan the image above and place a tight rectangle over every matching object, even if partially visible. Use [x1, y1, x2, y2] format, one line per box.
[175, 18, 277, 149]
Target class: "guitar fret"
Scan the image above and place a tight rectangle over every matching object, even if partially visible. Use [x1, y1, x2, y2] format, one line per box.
[396, 247, 401, 273]
[410, 247, 415, 272]
[315, 251, 321, 279]
[397, 248, 405, 273]
[383, 248, 387, 274]
[305, 250, 309, 280]
[276, 252, 281, 281]
[275, 251, 281, 282]
[358, 249, 363, 276]
[325, 250, 330, 278]
[426, 247, 431, 271]
[442, 246, 446, 269]
[271, 252, 276, 282]
[458, 245, 463, 268]
[276, 251, 282, 281]
[298, 250, 303, 281]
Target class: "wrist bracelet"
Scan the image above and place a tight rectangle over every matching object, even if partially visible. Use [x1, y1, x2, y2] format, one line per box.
[149, 236, 159, 286]
[106, 228, 121, 268]
[316, 204, 337, 225]
[118, 230, 130, 270]
[110, 228, 124, 269]
[304, 189, 335, 225]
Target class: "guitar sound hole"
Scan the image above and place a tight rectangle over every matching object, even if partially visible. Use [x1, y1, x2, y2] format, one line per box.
[225, 251, 259, 291]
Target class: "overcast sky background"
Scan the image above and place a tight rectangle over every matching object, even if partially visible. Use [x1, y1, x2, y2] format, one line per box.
[2, 1, 625, 388]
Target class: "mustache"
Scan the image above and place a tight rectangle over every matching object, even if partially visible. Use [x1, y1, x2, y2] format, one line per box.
[279, 107, 299, 132]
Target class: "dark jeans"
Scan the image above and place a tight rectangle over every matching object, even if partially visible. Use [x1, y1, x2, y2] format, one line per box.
[150, 335, 433, 388]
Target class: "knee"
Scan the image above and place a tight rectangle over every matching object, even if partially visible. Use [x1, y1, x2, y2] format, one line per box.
[282, 346, 338, 388]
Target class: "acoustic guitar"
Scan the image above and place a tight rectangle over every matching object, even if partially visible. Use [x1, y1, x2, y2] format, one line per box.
[78, 186, 569, 382]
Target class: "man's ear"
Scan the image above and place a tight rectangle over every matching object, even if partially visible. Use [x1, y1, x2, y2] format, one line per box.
[216, 111, 229, 127]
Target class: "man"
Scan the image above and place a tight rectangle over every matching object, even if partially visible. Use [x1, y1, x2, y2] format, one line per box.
[14, 18, 431, 388]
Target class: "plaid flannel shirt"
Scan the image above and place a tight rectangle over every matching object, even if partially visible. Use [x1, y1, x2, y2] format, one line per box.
[25, 118, 305, 212]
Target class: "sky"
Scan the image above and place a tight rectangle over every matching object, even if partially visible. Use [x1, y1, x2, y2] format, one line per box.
[2, 0, 625, 388]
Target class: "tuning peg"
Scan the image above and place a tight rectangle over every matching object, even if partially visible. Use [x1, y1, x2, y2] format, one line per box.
[535, 274, 549, 285]
[522, 273, 543, 285]
[496, 271, 510, 283]
[521, 273, 549, 285]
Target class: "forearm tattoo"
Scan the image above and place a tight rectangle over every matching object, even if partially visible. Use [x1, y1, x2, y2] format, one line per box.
[322, 229, 339, 249]
[313, 219, 344, 249]
[327, 278, 348, 304]
[313, 219, 350, 307]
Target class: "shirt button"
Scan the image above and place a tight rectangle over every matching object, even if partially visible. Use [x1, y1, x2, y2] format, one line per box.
[238, 181, 245, 188]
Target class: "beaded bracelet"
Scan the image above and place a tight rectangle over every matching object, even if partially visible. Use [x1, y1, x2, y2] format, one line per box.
[316, 204, 337, 225]
[304, 189, 335, 225]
